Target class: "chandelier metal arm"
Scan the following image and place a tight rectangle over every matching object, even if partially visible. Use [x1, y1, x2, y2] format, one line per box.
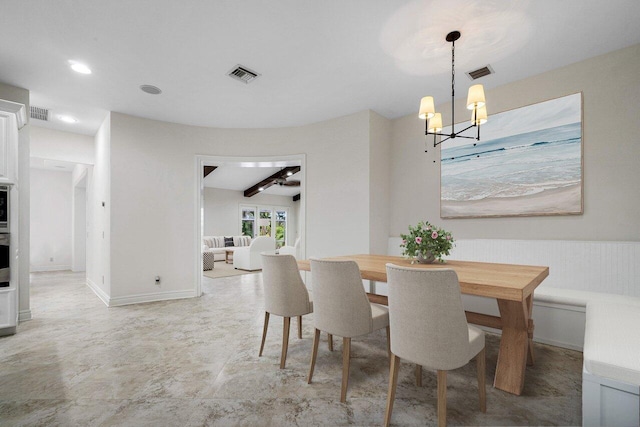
[424, 121, 479, 147]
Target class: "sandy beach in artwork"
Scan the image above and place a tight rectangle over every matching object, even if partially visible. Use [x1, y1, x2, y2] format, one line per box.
[441, 183, 582, 218]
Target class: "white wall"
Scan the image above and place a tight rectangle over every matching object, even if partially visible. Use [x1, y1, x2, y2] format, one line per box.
[203, 187, 298, 244]
[72, 188, 87, 272]
[30, 168, 72, 271]
[30, 126, 94, 165]
[389, 44, 640, 242]
[369, 111, 392, 255]
[71, 164, 90, 273]
[106, 110, 372, 302]
[86, 114, 110, 303]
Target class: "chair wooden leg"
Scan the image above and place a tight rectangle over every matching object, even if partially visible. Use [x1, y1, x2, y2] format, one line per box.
[386, 325, 391, 359]
[340, 337, 351, 403]
[416, 364, 422, 387]
[328, 333, 334, 351]
[259, 312, 270, 357]
[437, 370, 447, 427]
[384, 354, 401, 427]
[298, 315, 303, 339]
[280, 317, 290, 369]
[477, 348, 487, 413]
[307, 328, 321, 383]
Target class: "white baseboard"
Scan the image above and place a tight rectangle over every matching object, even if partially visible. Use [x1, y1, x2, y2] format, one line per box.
[109, 289, 198, 307]
[30, 264, 72, 272]
[86, 278, 110, 307]
[86, 278, 198, 308]
[18, 309, 32, 322]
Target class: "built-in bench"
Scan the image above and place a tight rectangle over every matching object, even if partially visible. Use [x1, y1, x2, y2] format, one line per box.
[582, 301, 640, 427]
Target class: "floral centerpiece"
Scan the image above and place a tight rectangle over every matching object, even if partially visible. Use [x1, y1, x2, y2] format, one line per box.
[400, 221, 454, 264]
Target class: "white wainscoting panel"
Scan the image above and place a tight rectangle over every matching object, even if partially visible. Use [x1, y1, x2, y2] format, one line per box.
[449, 239, 640, 298]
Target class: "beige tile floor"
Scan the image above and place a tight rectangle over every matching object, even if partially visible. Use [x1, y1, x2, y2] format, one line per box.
[0, 270, 582, 426]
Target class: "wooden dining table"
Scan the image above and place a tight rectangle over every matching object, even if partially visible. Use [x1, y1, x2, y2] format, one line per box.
[298, 254, 550, 396]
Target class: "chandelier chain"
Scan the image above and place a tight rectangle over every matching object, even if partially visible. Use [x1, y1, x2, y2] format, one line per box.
[451, 38, 455, 134]
[451, 39, 455, 99]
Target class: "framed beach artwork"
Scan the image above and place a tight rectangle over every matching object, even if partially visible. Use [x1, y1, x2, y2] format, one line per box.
[440, 92, 583, 218]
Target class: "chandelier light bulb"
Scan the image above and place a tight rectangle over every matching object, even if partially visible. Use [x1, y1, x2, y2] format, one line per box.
[428, 113, 443, 133]
[419, 96, 436, 119]
[473, 106, 488, 125]
[466, 84, 486, 110]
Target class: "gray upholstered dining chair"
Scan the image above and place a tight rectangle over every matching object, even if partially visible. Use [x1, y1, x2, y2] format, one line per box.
[307, 258, 390, 403]
[383, 264, 486, 427]
[259, 253, 313, 369]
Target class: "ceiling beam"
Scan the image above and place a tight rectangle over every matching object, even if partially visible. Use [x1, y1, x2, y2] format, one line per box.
[244, 166, 301, 197]
[203, 166, 217, 178]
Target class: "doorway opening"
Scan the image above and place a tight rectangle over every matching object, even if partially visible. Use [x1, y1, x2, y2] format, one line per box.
[194, 155, 306, 295]
[30, 159, 91, 276]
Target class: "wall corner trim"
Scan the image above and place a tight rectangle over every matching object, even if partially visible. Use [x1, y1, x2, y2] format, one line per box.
[86, 278, 111, 307]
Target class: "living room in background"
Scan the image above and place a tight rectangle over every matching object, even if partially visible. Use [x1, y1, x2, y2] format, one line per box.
[196, 154, 305, 295]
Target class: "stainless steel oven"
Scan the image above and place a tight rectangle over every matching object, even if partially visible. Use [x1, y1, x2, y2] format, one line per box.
[0, 185, 8, 233]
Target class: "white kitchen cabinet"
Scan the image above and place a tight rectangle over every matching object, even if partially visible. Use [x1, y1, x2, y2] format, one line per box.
[0, 100, 24, 184]
[0, 99, 25, 335]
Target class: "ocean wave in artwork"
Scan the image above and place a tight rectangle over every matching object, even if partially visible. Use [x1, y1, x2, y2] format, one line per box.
[441, 122, 581, 203]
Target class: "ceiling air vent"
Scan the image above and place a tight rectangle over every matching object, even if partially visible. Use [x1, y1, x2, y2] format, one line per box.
[227, 65, 260, 84]
[30, 106, 49, 121]
[140, 84, 162, 95]
[466, 65, 494, 80]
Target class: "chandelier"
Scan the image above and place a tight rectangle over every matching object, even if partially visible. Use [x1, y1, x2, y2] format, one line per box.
[419, 31, 488, 149]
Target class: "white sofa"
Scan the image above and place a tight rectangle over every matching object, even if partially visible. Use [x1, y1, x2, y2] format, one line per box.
[233, 236, 276, 271]
[202, 236, 251, 270]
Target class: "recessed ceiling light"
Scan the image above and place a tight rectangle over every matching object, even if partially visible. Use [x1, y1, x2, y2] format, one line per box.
[286, 171, 293, 176]
[58, 115, 78, 123]
[69, 61, 92, 74]
[54, 165, 66, 169]
[140, 84, 162, 95]
[258, 187, 264, 192]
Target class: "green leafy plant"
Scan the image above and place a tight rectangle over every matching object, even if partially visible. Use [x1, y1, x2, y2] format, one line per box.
[400, 221, 454, 263]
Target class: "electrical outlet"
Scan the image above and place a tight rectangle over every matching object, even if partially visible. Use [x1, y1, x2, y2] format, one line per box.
[155, 276, 161, 285]
[50, 257, 54, 262]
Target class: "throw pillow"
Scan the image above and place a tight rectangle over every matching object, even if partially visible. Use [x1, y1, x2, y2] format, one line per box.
[224, 237, 234, 247]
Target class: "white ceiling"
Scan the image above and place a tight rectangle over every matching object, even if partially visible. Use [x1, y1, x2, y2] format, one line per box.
[204, 165, 301, 197]
[1, 1, 640, 135]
